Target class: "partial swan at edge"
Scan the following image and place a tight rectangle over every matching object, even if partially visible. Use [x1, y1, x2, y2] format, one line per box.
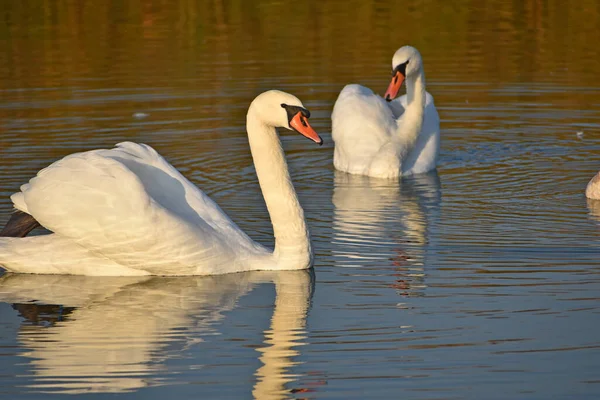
[586, 171, 600, 200]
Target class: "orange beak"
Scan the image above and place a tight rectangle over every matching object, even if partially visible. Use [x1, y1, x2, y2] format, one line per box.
[290, 112, 323, 145]
[384, 71, 405, 102]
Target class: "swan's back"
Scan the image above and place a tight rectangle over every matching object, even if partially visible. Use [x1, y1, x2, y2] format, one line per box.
[1, 142, 269, 275]
[332, 84, 396, 175]
[332, 85, 440, 177]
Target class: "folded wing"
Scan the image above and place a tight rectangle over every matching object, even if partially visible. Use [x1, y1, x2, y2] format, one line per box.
[10, 142, 263, 275]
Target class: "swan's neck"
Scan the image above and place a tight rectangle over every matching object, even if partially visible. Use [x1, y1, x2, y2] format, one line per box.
[395, 70, 426, 156]
[246, 112, 312, 270]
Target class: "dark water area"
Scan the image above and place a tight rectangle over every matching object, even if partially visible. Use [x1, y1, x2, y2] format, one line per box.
[1, 0, 600, 398]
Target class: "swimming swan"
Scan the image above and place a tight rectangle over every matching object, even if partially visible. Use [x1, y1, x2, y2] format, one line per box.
[0, 90, 322, 276]
[586, 171, 600, 200]
[331, 45, 440, 179]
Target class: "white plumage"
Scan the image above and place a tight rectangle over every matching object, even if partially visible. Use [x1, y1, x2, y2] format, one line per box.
[332, 45, 440, 179]
[586, 171, 600, 200]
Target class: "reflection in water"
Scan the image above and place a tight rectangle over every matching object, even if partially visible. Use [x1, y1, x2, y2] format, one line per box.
[253, 271, 315, 399]
[332, 172, 441, 295]
[587, 199, 600, 222]
[0, 270, 314, 396]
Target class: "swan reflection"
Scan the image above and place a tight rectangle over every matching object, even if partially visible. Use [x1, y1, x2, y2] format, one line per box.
[587, 198, 600, 222]
[332, 171, 441, 295]
[0, 270, 314, 396]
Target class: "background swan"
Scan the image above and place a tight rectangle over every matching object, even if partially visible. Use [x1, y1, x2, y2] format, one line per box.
[331, 45, 440, 179]
[0, 90, 322, 276]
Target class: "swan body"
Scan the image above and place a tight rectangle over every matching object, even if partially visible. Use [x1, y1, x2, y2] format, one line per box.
[586, 171, 600, 199]
[332, 45, 440, 179]
[0, 90, 322, 276]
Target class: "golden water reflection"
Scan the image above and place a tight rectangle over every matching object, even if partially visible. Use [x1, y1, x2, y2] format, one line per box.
[2, 0, 599, 132]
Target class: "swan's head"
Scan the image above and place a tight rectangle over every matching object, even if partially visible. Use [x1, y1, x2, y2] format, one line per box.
[250, 90, 323, 145]
[384, 45, 423, 102]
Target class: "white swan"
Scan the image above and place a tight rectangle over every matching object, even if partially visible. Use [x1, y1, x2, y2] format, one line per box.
[331, 45, 440, 179]
[0, 90, 323, 276]
[586, 171, 600, 200]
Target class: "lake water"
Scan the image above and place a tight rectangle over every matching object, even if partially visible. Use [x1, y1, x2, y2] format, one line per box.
[1, 0, 600, 398]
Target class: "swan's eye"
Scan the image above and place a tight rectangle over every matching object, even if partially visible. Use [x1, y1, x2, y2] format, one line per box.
[393, 60, 409, 77]
[282, 104, 311, 125]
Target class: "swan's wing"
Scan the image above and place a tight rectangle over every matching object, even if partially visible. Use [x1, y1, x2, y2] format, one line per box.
[394, 91, 438, 134]
[11, 143, 262, 275]
[332, 84, 395, 144]
[387, 91, 437, 126]
[400, 92, 441, 175]
[387, 95, 407, 119]
[97, 142, 251, 239]
[423, 92, 440, 135]
[332, 84, 396, 173]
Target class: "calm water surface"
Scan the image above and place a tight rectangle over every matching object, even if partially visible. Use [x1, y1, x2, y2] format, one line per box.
[1, 0, 600, 398]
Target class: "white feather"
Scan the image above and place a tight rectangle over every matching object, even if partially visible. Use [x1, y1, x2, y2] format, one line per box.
[332, 46, 440, 179]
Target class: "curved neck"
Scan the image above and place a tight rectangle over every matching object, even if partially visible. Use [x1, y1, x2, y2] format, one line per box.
[246, 109, 312, 270]
[395, 70, 426, 156]
[406, 70, 426, 108]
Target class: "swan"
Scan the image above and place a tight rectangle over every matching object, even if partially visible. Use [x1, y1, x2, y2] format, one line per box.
[331, 45, 440, 179]
[0, 90, 323, 276]
[586, 171, 600, 200]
